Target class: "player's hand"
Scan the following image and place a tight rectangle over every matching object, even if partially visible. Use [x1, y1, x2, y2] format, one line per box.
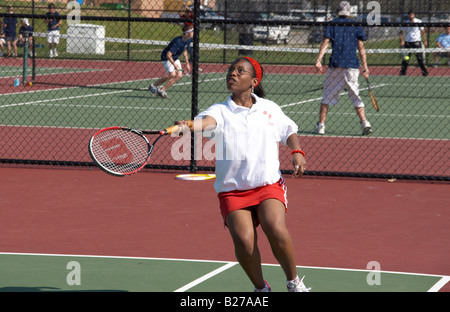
[292, 154, 306, 178]
[174, 120, 193, 135]
[362, 68, 369, 79]
[315, 61, 323, 73]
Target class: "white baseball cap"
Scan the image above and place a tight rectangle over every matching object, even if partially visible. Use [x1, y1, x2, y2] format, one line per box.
[337, 1, 351, 17]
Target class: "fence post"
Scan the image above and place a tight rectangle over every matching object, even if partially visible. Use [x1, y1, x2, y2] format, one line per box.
[190, 0, 201, 173]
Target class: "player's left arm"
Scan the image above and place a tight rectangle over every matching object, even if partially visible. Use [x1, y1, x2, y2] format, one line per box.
[286, 133, 306, 177]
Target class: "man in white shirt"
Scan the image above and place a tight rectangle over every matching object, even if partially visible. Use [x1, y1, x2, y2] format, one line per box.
[399, 10, 428, 76]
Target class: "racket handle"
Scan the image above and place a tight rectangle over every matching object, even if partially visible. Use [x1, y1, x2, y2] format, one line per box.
[160, 120, 193, 135]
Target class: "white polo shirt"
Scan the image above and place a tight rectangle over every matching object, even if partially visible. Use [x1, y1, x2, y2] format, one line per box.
[401, 18, 424, 42]
[196, 94, 298, 193]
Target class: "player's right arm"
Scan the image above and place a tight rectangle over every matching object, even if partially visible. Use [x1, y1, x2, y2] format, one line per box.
[176, 116, 217, 132]
[315, 37, 330, 73]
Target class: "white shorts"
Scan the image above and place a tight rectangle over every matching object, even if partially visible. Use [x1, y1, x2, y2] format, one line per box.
[322, 68, 364, 107]
[47, 30, 60, 44]
[163, 59, 182, 73]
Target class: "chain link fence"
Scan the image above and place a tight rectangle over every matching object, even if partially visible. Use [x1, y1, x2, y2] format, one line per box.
[0, 0, 449, 180]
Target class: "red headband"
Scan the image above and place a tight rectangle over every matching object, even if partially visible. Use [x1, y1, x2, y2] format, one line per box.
[242, 57, 263, 87]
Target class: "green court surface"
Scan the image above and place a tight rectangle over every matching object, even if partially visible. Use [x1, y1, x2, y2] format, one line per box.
[0, 253, 446, 292]
[1, 70, 448, 139]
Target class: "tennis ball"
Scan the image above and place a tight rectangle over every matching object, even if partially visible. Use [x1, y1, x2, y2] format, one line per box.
[404, 56, 410, 61]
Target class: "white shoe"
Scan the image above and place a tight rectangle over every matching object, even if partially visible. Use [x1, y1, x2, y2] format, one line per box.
[53, 49, 58, 57]
[287, 276, 311, 292]
[49, 50, 53, 58]
[313, 123, 325, 135]
[361, 120, 372, 135]
[149, 84, 159, 95]
[157, 89, 168, 98]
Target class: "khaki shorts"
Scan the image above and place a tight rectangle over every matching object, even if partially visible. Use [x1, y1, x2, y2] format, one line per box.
[46, 30, 60, 44]
[162, 59, 182, 73]
[322, 67, 364, 107]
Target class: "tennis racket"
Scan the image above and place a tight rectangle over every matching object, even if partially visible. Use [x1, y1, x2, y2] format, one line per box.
[89, 121, 192, 176]
[365, 78, 379, 112]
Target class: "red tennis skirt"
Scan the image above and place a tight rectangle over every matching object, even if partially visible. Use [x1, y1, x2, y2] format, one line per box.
[217, 178, 288, 226]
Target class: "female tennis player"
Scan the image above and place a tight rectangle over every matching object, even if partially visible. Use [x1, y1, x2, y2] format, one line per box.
[175, 57, 310, 292]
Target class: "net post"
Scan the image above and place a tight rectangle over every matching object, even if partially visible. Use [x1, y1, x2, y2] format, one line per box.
[22, 34, 29, 86]
[189, 0, 200, 174]
[31, 0, 36, 83]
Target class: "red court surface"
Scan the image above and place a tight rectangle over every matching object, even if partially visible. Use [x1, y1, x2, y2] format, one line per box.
[0, 167, 449, 291]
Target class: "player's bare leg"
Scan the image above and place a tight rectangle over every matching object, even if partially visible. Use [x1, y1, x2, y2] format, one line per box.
[226, 209, 266, 290]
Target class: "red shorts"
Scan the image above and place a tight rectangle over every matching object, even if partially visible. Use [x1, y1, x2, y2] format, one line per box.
[217, 178, 288, 227]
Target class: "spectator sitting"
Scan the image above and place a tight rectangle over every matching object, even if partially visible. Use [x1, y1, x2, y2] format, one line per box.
[17, 18, 34, 57]
[433, 26, 450, 67]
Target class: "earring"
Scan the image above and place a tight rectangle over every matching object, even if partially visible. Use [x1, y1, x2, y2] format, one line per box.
[251, 86, 255, 93]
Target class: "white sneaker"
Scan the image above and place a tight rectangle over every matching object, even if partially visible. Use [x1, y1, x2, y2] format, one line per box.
[148, 84, 159, 95]
[157, 89, 168, 98]
[287, 276, 311, 292]
[49, 50, 53, 58]
[53, 49, 58, 57]
[361, 120, 372, 135]
[254, 280, 271, 292]
[313, 123, 325, 135]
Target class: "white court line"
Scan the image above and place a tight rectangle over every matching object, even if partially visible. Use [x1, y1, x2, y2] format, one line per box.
[0, 90, 190, 111]
[428, 276, 450, 292]
[280, 83, 388, 108]
[287, 110, 449, 119]
[0, 90, 133, 109]
[174, 262, 238, 292]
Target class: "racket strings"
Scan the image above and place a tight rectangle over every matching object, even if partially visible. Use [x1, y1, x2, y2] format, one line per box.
[91, 130, 150, 174]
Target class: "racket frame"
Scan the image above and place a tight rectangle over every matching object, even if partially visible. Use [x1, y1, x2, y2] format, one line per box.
[365, 78, 379, 112]
[88, 122, 191, 177]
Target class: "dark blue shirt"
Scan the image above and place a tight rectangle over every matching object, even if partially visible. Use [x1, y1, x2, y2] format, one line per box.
[19, 25, 34, 37]
[324, 17, 367, 68]
[45, 11, 61, 31]
[3, 16, 18, 37]
[161, 36, 192, 61]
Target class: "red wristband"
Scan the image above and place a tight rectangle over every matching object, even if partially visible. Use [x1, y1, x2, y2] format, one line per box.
[291, 149, 305, 156]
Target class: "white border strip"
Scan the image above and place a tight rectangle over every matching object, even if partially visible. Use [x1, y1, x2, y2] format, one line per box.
[428, 276, 450, 292]
[174, 262, 238, 292]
